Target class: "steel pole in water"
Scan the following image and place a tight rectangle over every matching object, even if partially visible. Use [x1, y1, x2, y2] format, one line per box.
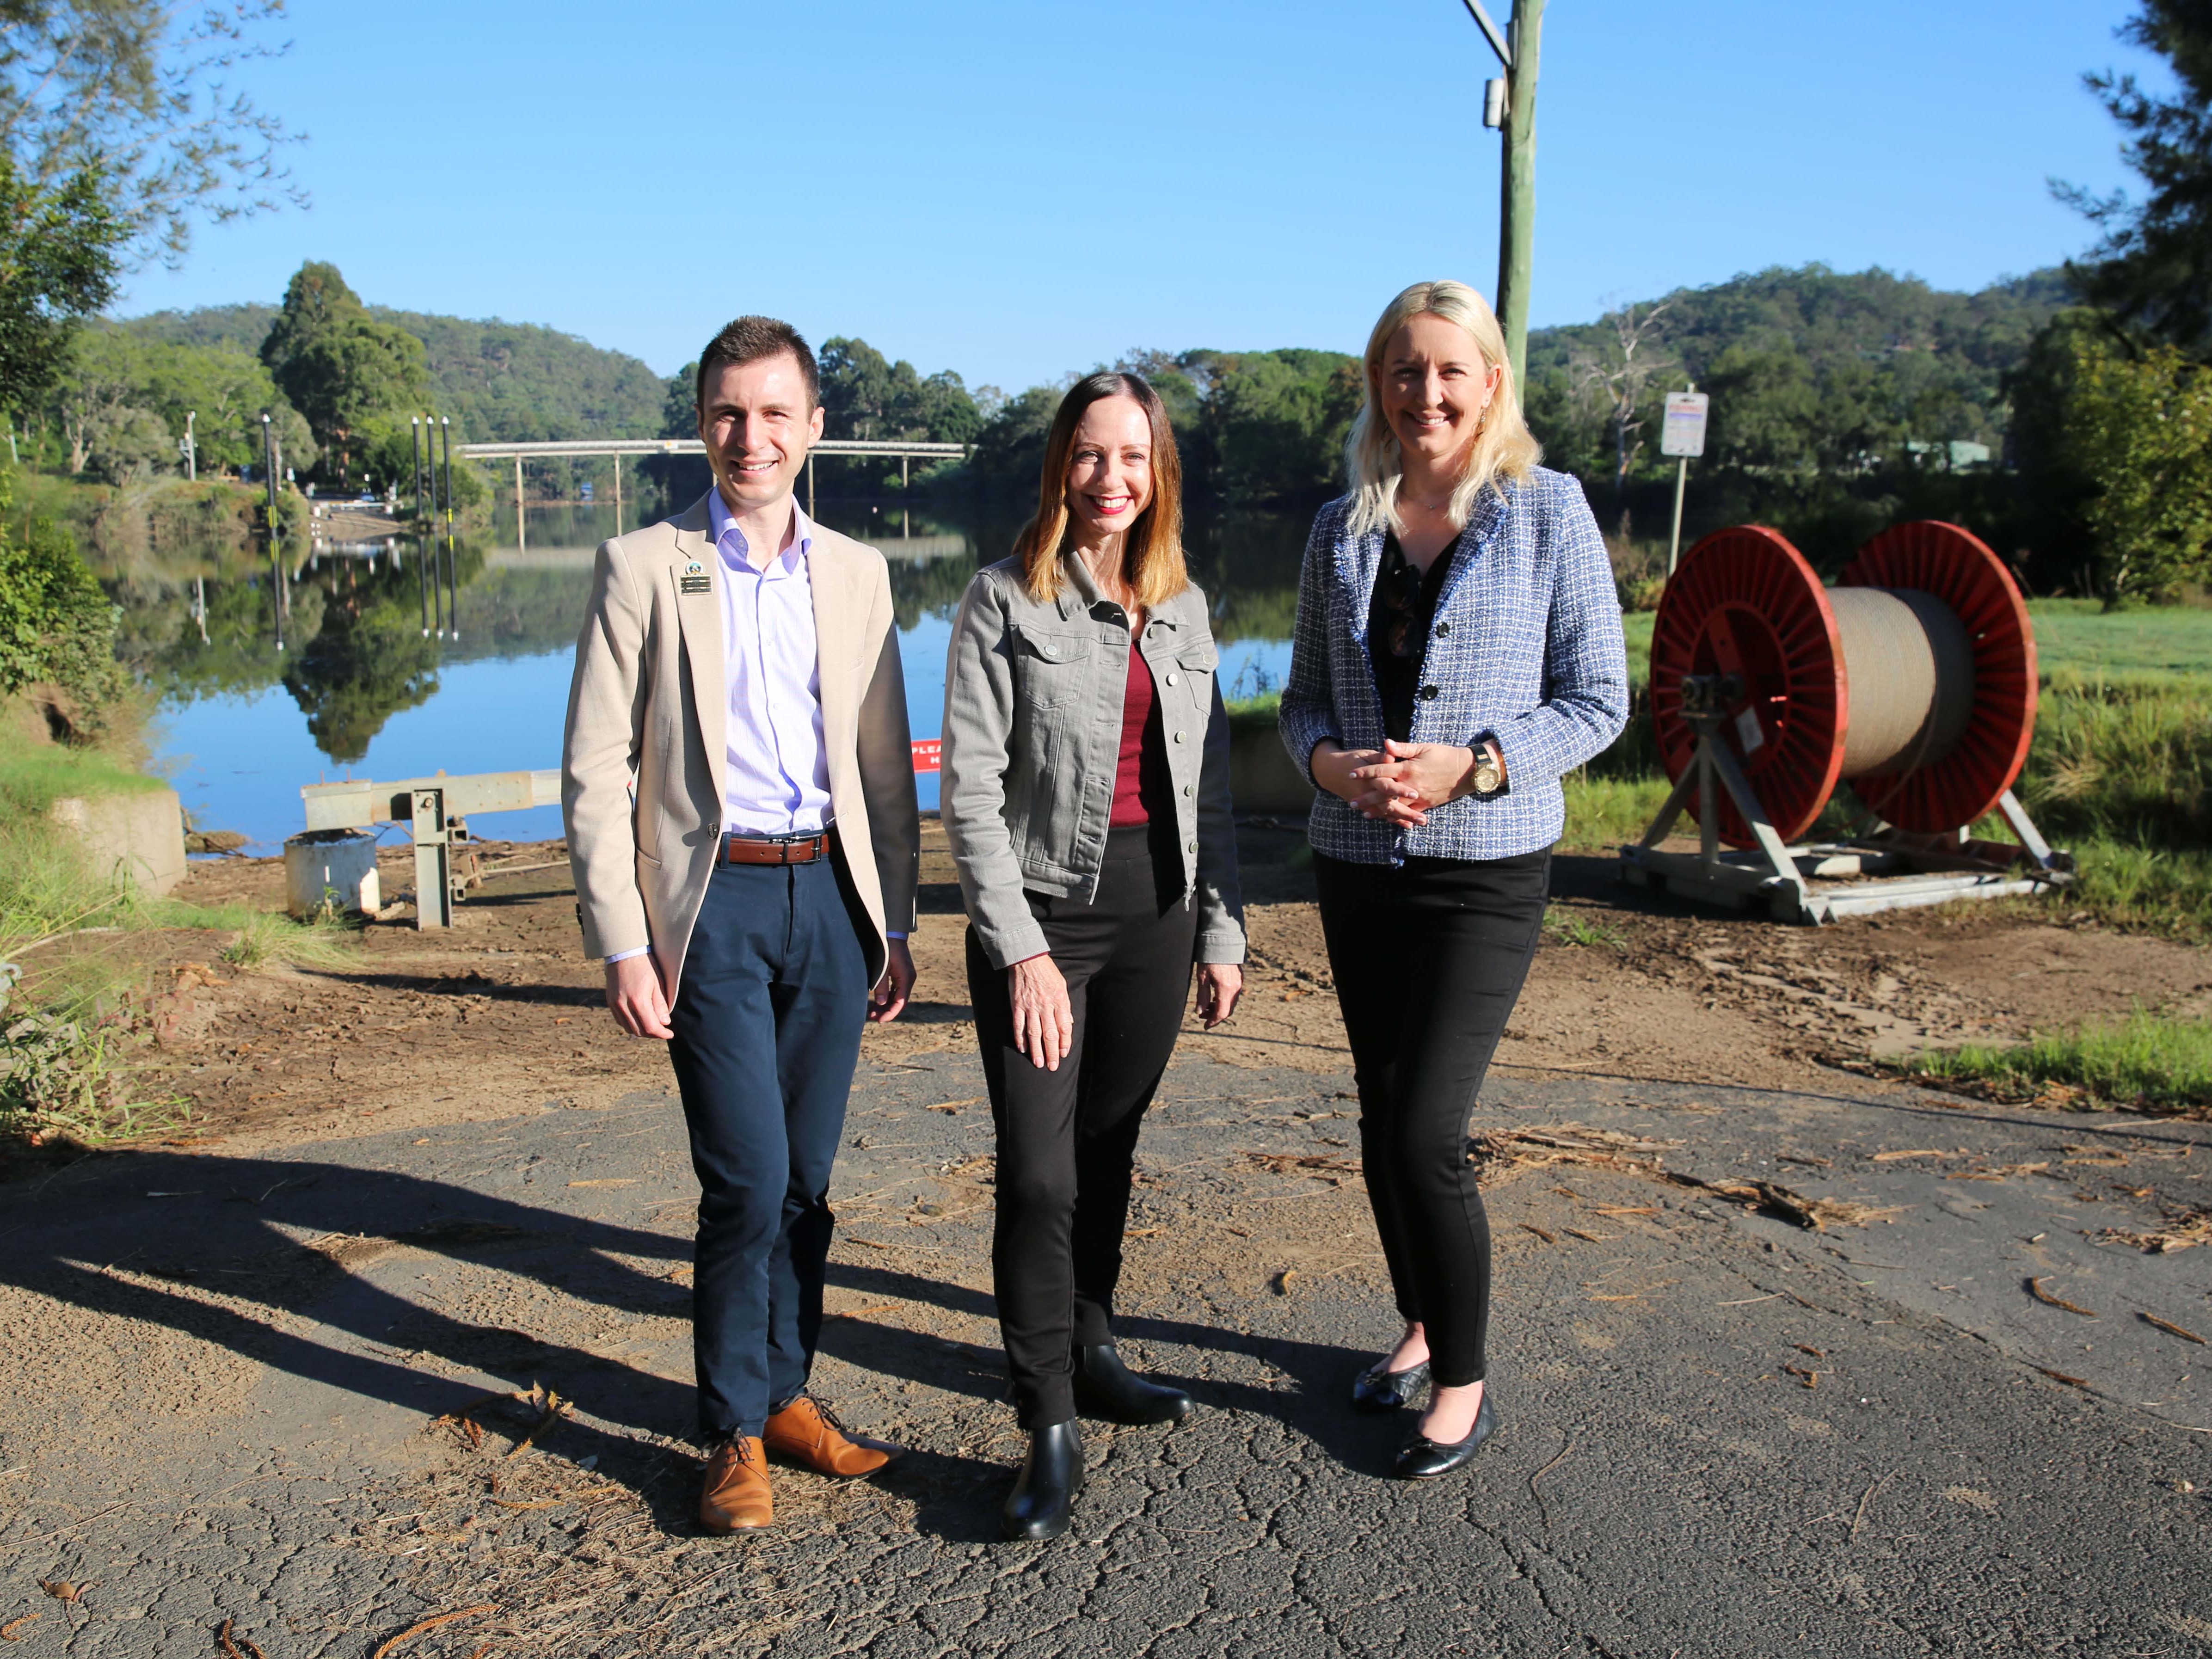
[262, 413, 285, 650]
[412, 417, 424, 523]
[514, 454, 525, 553]
[442, 418, 459, 642]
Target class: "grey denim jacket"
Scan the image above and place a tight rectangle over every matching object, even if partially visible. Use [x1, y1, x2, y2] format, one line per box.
[941, 552, 1246, 971]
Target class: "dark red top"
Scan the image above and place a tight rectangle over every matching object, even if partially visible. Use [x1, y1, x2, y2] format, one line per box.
[1110, 643, 1170, 827]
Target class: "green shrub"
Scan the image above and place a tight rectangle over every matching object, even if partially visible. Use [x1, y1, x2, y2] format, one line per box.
[0, 471, 125, 728]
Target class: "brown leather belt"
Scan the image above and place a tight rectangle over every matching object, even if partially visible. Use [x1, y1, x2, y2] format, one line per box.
[722, 830, 830, 866]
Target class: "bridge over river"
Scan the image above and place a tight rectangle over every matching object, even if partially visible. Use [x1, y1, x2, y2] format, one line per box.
[458, 437, 970, 547]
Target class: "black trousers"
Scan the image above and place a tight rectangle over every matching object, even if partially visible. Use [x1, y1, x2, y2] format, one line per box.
[968, 826, 1195, 1428]
[1313, 846, 1550, 1388]
[668, 847, 868, 1441]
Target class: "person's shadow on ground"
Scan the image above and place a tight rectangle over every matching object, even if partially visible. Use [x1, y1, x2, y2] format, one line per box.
[6, 1149, 1393, 1536]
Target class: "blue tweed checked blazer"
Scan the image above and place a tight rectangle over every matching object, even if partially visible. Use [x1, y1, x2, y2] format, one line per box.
[1278, 465, 1630, 864]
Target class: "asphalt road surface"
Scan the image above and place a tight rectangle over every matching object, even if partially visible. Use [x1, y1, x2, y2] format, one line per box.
[4, 1051, 2210, 1657]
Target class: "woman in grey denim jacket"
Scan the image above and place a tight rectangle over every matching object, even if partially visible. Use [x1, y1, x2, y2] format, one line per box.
[941, 372, 1245, 1541]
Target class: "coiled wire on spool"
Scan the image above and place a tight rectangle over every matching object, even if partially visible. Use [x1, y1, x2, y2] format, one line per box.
[1649, 522, 2037, 849]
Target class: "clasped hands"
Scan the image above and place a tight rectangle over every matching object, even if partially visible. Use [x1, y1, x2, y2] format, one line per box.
[1311, 737, 1499, 827]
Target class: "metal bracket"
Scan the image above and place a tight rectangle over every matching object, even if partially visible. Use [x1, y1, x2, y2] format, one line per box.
[1461, 0, 1513, 66]
[410, 788, 454, 930]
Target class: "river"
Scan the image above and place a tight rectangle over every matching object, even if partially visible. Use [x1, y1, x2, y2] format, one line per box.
[117, 500, 1310, 852]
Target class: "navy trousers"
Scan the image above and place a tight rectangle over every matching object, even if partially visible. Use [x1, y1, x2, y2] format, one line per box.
[668, 849, 868, 1441]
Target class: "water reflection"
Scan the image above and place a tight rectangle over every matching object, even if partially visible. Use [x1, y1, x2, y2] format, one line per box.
[99, 498, 1309, 849]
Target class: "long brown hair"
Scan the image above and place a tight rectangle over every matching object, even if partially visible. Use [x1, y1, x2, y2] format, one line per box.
[1013, 372, 1187, 607]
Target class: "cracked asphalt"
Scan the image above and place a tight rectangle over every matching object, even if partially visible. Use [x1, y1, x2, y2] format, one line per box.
[5, 1050, 2212, 1657]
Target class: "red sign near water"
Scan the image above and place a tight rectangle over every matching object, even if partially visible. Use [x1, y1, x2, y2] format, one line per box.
[911, 739, 941, 773]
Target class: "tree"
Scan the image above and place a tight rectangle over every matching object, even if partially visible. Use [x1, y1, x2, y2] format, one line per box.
[0, 153, 124, 420]
[1200, 349, 1361, 501]
[819, 337, 897, 439]
[260, 262, 426, 489]
[661, 362, 696, 437]
[2056, 337, 2212, 602]
[819, 336, 983, 444]
[2059, 1, 2212, 351]
[49, 324, 311, 478]
[966, 383, 1061, 494]
[1570, 299, 1675, 497]
[0, 1, 303, 268]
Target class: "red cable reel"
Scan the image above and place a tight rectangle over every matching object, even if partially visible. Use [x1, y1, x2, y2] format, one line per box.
[1648, 522, 2037, 849]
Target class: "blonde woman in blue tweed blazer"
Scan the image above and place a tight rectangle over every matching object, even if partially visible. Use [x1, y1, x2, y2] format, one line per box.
[1279, 280, 1628, 1481]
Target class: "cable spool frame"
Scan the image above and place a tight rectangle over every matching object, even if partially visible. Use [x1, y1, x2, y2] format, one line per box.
[1622, 522, 2072, 923]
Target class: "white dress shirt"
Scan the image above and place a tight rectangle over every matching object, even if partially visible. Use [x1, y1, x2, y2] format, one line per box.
[709, 489, 833, 836]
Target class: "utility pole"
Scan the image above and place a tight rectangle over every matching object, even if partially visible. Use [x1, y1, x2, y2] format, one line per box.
[1461, 0, 1544, 387]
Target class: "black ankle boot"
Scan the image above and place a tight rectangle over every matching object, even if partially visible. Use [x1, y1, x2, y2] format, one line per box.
[1072, 1343, 1195, 1426]
[1002, 1420, 1084, 1541]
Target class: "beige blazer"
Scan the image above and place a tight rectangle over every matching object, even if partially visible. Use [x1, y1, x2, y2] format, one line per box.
[561, 491, 920, 998]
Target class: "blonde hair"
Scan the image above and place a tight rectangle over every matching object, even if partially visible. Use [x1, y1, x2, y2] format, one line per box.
[1344, 279, 1542, 539]
[1013, 372, 1188, 608]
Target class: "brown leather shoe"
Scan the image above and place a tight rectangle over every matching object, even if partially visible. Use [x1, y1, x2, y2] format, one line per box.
[698, 1435, 773, 1532]
[764, 1395, 896, 1477]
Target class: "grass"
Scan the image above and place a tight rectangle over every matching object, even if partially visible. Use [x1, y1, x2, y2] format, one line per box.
[1907, 1011, 2212, 1118]
[2027, 597, 2212, 680]
[212, 906, 362, 970]
[1542, 906, 1624, 949]
[0, 717, 360, 1148]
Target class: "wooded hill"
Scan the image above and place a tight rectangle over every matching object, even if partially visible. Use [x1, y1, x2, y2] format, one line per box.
[116, 301, 666, 443]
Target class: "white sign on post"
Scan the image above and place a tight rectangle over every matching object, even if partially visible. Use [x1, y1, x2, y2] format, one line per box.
[1661, 391, 1709, 459]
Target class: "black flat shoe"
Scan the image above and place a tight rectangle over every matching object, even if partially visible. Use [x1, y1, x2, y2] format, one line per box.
[1351, 1355, 1431, 1413]
[1072, 1343, 1194, 1426]
[1001, 1420, 1084, 1541]
[1394, 1387, 1498, 1479]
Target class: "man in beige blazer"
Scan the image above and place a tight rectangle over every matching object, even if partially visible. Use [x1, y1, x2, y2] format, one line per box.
[563, 315, 919, 1533]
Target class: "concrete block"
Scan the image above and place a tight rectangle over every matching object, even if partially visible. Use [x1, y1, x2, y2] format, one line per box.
[50, 788, 187, 897]
[1229, 721, 1314, 817]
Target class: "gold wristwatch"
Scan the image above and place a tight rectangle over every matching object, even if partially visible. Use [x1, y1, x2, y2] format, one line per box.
[1468, 743, 1505, 797]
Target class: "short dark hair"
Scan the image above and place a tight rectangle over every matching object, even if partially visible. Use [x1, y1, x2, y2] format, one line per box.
[694, 315, 819, 410]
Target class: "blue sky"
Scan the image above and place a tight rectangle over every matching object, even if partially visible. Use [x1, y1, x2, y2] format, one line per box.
[118, 0, 2165, 394]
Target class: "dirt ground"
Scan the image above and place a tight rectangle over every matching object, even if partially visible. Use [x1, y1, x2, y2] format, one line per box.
[65, 819, 2211, 1159]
